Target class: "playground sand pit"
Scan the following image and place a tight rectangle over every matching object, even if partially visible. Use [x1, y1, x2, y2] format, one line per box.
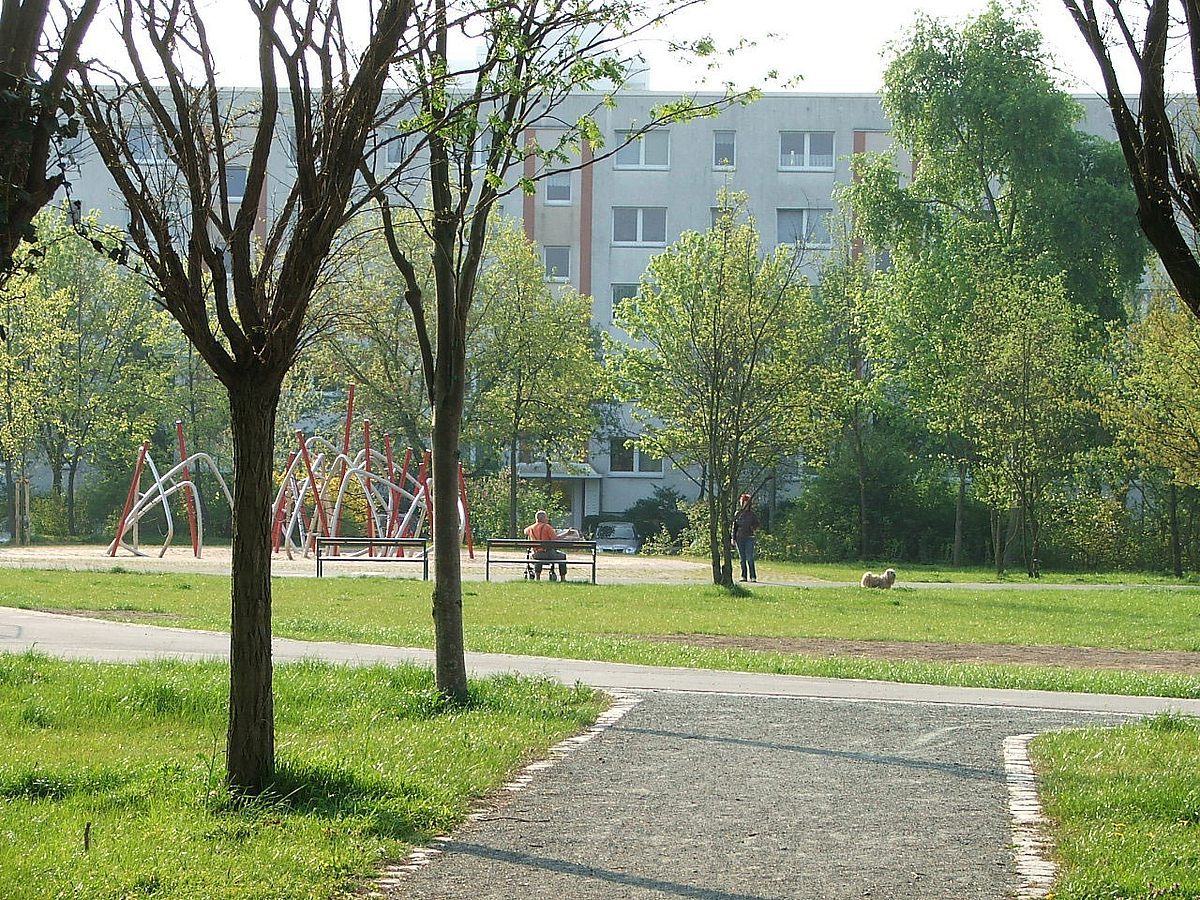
[0, 543, 723, 583]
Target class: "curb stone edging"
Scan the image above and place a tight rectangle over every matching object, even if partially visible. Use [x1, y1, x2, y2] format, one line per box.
[1004, 733, 1057, 899]
[368, 691, 643, 896]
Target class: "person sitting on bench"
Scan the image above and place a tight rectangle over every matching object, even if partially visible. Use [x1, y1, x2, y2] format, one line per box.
[524, 510, 579, 581]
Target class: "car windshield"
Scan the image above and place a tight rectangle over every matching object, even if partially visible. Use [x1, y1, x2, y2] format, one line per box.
[597, 524, 634, 540]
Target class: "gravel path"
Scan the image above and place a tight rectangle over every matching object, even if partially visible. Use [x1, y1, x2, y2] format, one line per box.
[391, 692, 1122, 900]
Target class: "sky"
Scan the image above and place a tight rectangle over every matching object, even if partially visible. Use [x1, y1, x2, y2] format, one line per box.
[635, 0, 1153, 95]
[82, 0, 1179, 97]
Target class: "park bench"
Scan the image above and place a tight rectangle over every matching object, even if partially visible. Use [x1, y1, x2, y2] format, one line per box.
[314, 536, 429, 579]
[485, 538, 598, 583]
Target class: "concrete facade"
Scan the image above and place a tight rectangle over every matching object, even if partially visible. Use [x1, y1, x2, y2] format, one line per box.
[59, 90, 1125, 528]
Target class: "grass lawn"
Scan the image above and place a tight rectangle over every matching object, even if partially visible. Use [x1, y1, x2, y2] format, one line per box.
[0, 653, 602, 900]
[4, 568, 1200, 696]
[1032, 714, 1200, 898]
[752, 558, 1200, 585]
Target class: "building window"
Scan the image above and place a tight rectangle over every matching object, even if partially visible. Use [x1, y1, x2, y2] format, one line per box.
[611, 283, 639, 323]
[544, 245, 570, 281]
[130, 128, 164, 163]
[609, 438, 635, 472]
[613, 207, 667, 245]
[383, 127, 407, 165]
[609, 439, 662, 474]
[614, 130, 670, 168]
[226, 165, 248, 202]
[545, 170, 572, 204]
[777, 208, 832, 247]
[713, 130, 736, 168]
[779, 131, 835, 170]
[711, 204, 739, 229]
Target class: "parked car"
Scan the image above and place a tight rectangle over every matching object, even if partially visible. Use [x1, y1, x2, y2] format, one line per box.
[594, 521, 639, 554]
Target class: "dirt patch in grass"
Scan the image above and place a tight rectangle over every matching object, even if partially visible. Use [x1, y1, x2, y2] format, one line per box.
[34, 607, 185, 624]
[636, 634, 1200, 674]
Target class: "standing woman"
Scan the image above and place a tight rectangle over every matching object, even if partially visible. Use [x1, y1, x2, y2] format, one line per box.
[732, 492, 761, 583]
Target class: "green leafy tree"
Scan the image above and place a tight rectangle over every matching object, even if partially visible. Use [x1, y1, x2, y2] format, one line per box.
[308, 216, 434, 454]
[611, 195, 829, 586]
[363, 1, 754, 697]
[1103, 284, 1200, 575]
[470, 222, 605, 537]
[963, 258, 1100, 577]
[24, 207, 173, 534]
[861, 235, 984, 565]
[0, 249, 58, 531]
[846, 1, 1146, 322]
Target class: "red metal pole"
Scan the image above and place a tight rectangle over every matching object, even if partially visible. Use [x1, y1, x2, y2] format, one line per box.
[176, 420, 199, 557]
[109, 440, 150, 556]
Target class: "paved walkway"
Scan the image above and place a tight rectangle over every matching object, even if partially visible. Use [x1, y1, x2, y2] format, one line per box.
[4, 608, 1193, 899]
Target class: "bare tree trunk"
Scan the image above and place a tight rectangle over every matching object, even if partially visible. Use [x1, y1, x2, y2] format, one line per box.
[1170, 479, 1182, 578]
[708, 487, 722, 585]
[67, 455, 80, 535]
[953, 459, 966, 566]
[225, 373, 281, 793]
[990, 506, 1005, 577]
[4, 458, 12, 540]
[507, 427, 519, 539]
[431, 390, 467, 702]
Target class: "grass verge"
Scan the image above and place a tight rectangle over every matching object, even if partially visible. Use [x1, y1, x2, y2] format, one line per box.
[1032, 714, 1200, 898]
[0, 652, 602, 900]
[5, 569, 1200, 696]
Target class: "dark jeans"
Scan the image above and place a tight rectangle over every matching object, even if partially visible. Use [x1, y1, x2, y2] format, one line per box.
[735, 535, 756, 581]
[532, 548, 567, 579]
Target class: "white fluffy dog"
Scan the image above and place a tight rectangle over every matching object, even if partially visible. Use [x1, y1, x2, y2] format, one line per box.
[861, 568, 897, 589]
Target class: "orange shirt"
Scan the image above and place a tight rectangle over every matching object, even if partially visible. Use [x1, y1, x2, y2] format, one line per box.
[524, 521, 559, 548]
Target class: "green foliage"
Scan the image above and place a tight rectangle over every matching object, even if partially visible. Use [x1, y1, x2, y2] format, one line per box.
[466, 471, 565, 541]
[610, 190, 834, 583]
[469, 220, 607, 479]
[849, 1, 1146, 322]
[1106, 286, 1200, 485]
[620, 485, 689, 543]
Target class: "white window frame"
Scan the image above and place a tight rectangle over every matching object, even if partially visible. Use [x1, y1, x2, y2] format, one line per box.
[545, 170, 572, 205]
[613, 207, 667, 246]
[614, 129, 670, 169]
[608, 438, 664, 475]
[544, 245, 571, 281]
[713, 130, 736, 169]
[779, 131, 836, 171]
[777, 207, 832, 248]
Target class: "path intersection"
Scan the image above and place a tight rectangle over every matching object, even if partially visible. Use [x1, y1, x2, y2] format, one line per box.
[5, 607, 1197, 899]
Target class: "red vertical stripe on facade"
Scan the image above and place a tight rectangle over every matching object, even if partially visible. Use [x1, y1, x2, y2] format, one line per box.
[580, 140, 594, 297]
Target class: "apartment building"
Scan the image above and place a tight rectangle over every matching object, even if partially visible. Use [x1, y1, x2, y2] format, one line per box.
[61, 90, 1123, 529]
